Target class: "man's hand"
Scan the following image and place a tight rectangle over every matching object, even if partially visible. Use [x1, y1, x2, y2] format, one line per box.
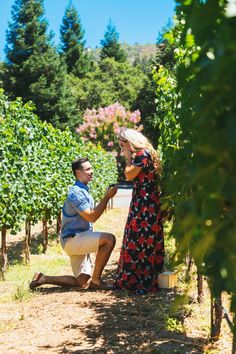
[80, 185, 118, 223]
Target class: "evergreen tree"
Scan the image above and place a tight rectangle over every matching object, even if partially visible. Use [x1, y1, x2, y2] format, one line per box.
[0, 62, 5, 88]
[100, 19, 127, 62]
[133, 54, 154, 74]
[156, 19, 175, 69]
[3, 0, 77, 128]
[156, 18, 173, 44]
[69, 57, 146, 112]
[60, 2, 92, 77]
[132, 71, 159, 147]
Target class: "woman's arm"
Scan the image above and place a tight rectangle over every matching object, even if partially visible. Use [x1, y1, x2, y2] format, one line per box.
[122, 150, 142, 181]
[124, 165, 142, 181]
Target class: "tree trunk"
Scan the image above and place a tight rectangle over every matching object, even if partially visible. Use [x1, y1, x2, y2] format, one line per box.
[56, 211, 62, 243]
[187, 254, 193, 273]
[210, 293, 222, 341]
[1, 228, 8, 280]
[24, 219, 31, 264]
[232, 313, 236, 354]
[27, 218, 32, 246]
[42, 219, 48, 254]
[110, 197, 113, 210]
[184, 252, 192, 282]
[233, 335, 236, 354]
[197, 272, 204, 303]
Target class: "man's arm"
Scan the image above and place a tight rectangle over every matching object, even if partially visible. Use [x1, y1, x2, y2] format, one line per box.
[79, 186, 117, 223]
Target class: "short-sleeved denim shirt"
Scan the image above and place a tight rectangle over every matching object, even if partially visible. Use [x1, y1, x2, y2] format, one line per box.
[60, 180, 94, 242]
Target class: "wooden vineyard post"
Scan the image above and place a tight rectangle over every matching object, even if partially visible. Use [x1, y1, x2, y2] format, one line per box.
[184, 252, 193, 282]
[0, 228, 8, 280]
[42, 219, 48, 254]
[231, 313, 236, 354]
[197, 272, 203, 303]
[24, 219, 31, 264]
[56, 211, 62, 243]
[210, 293, 222, 342]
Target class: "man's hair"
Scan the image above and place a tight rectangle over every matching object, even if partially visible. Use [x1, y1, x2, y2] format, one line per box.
[72, 157, 89, 177]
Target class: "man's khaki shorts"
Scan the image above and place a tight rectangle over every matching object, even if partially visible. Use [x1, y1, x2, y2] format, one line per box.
[63, 231, 101, 277]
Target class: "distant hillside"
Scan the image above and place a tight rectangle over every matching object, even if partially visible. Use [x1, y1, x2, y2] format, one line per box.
[88, 43, 156, 64]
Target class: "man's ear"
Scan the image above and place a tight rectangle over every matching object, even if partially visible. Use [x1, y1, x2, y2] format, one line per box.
[75, 169, 81, 179]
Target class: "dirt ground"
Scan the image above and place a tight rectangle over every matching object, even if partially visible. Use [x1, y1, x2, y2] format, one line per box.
[0, 208, 233, 354]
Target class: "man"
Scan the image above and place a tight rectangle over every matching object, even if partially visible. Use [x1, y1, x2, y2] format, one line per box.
[30, 157, 117, 290]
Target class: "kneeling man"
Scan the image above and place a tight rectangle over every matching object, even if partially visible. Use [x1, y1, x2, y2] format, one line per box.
[30, 157, 117, 290]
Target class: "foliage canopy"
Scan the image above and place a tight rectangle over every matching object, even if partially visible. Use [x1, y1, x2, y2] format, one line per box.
[153, 0, 236, 325]
[60, 2, 92, 78]
[100, 19, 127, 63]
[3, 0, 77, 129]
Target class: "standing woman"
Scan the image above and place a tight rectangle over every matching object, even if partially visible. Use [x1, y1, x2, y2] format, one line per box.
[114, 127, 164, 293]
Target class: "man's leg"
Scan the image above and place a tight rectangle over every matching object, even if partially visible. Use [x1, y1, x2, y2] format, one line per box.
[30, 254, 90, 290]
[90, 232, 116, 287]
[64, 231, 116, 288]
[30, 273, 90, 289]
[30, 232, 116, 290]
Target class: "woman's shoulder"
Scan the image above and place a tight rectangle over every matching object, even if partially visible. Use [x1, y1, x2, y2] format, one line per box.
[135, 149, 150, 157]
[133, 149, 151, 168]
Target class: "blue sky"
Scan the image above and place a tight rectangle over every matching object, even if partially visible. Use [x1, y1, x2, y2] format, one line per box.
[0, 0, 176, 60]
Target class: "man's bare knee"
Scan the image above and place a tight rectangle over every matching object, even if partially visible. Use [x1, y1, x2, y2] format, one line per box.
[99, 232, 116, 248]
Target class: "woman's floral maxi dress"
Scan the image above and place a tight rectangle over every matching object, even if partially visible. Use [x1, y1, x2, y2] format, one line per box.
[114, 149, 164, 292]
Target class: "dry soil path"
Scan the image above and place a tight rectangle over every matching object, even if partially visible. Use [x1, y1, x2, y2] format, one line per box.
[0, 189, 232, 353]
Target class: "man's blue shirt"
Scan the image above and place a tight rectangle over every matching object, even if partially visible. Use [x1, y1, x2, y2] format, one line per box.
[60, 180, 94, 240]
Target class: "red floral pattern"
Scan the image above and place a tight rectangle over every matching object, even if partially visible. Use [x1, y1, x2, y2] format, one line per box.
[114, 149, 165, 292]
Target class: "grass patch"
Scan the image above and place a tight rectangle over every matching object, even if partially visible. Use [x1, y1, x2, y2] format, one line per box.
[0, 236, 69, 304]
[164, 315, 185, 333]
[0, 213, 118, 306]
[0, 233, 69, 333]
[0, 321, 15, 334]
[12, 282, 32, 302]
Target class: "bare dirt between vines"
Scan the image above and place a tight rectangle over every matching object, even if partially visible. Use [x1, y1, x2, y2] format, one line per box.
[0, 209, 232, 354]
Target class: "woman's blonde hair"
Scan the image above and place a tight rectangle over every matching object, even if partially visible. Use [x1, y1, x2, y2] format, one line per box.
[118, 127, 161, 174]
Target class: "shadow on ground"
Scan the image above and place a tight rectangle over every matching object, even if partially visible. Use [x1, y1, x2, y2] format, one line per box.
[35, 277, 207, 354]
[4, 221, 208, 353]
[7, 228, 58, 265]
[68, 291, 206, 353]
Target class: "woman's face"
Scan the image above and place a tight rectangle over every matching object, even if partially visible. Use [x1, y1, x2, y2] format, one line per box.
[118, 139, 133, 152]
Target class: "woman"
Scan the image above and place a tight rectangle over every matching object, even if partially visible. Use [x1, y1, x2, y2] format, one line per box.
[114, 127, 164, 293]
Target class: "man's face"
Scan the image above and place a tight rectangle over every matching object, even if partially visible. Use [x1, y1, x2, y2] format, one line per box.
[76, 161, 93, 185]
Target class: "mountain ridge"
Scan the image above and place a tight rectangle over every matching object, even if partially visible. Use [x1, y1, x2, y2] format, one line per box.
[88, 42, 156, 63]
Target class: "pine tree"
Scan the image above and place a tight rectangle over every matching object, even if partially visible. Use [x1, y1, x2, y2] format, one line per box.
[3, 0, 77, 128]
[60, 2, 92, 77]
[100, 19, 127, 63]
[156, 19, 175, 70]
[0, 62, 4, 88]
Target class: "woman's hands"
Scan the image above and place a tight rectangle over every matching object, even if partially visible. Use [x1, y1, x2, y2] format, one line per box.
[120, 148, 141, 181]
[120, 149, 133, 167]
[121, 149, 132, 160]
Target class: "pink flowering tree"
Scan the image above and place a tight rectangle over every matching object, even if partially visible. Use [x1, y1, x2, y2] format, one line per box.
[76, 102, 142, 151]
[76, 102, 143, 179]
